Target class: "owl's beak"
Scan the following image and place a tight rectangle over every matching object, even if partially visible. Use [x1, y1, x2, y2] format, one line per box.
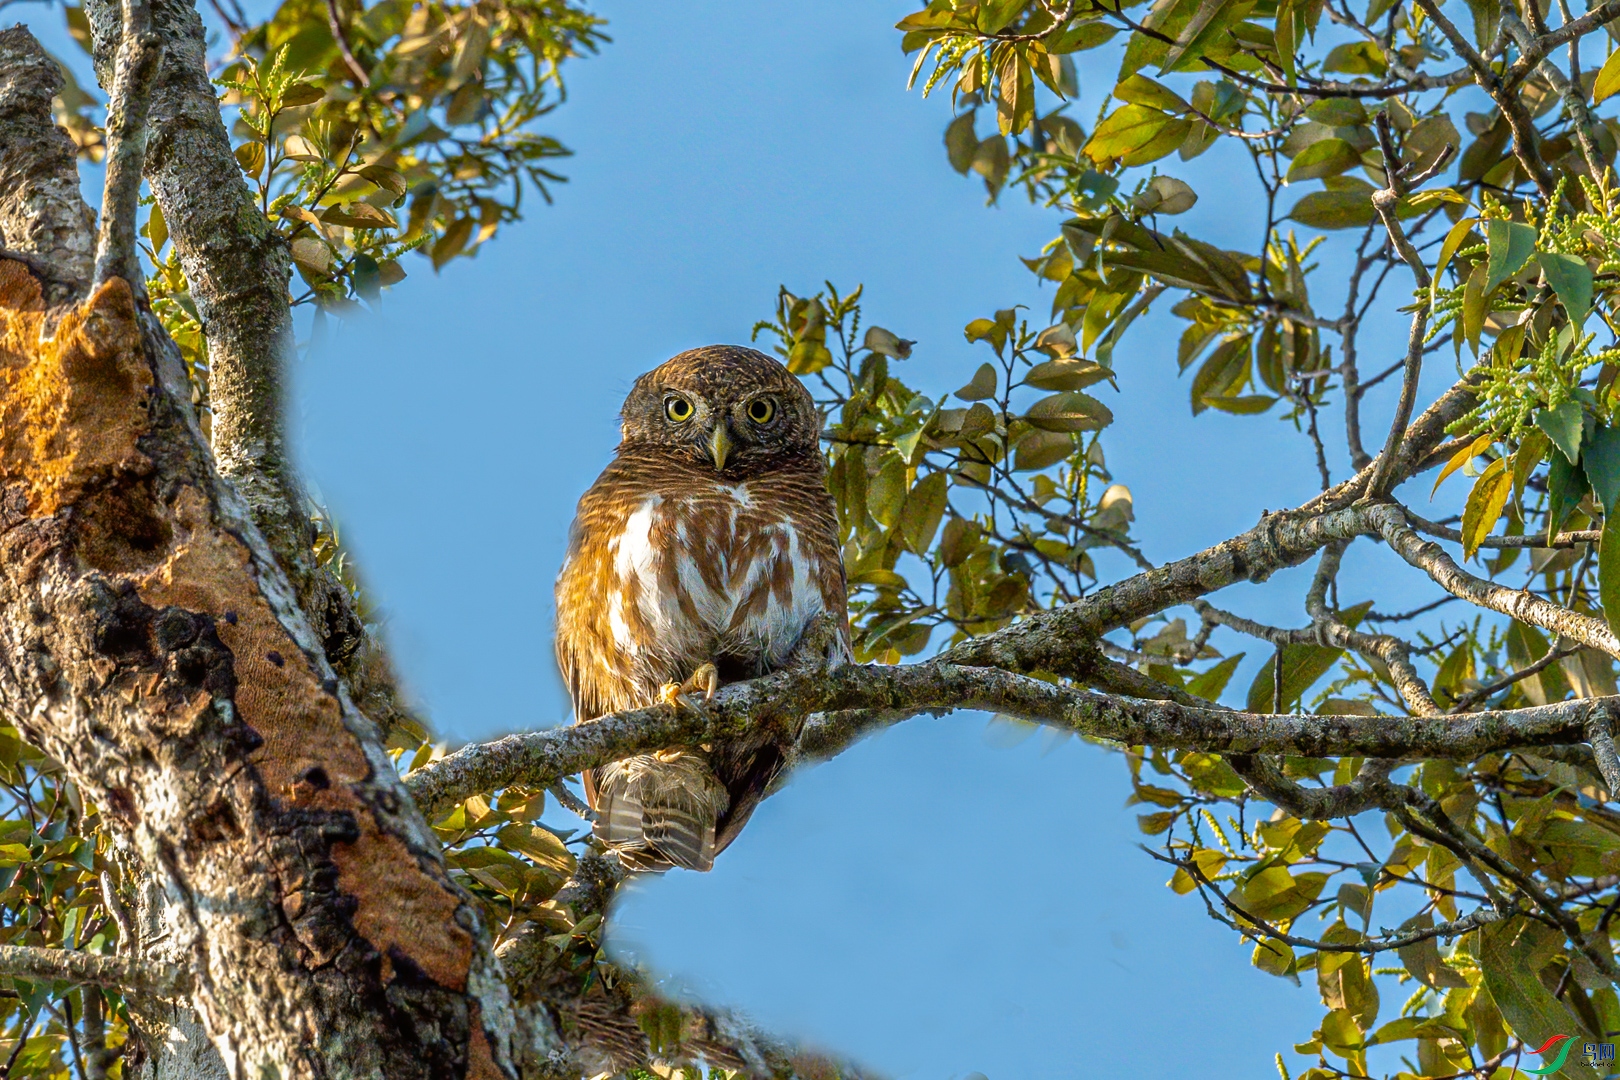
[708, 423, 733, 472]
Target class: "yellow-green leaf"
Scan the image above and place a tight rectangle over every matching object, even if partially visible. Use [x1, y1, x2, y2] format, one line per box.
[1462, 260, 1487, 355]
[955, 362, 998, 401]
[1113, 73, 1189, 113]
[1024, 390, 1114, 432]
[1594, 45, 1620, 104]
[1013, 429, 1075, 471]
[1431, 432, 1493, 496]
[1286, 138, 1359, 182]
[1253, 938, 1296, 977]
[1603, 513, 1620, 636]
[1432, 216, 1478, 284]
[1460, 456, 1511, 559]
[900, 471, 948, 553]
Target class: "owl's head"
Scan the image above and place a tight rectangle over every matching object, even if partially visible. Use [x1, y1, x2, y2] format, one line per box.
[619, 346, 821, 476]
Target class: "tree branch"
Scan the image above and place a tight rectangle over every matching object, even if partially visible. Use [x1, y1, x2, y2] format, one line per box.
[1411, 0, 1556, 196]
[1154, 844, 1510, 951]
[1505, 0, 1620, 82]
[405, 658, 1620, 819]
[1407, 510, 1600, 549]
[83, 0, 364, 666]
[91, 0, 161, 296]
[0, 945, 188, 1000]
[1371, 502, 1620, 658]
[0, 28, 96, 287]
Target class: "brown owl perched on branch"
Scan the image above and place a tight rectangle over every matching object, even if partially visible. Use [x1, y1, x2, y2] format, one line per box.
[555, 345, 850, 871]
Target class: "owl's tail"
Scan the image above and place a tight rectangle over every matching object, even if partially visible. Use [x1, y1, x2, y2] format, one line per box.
[590, 750, 730, 872]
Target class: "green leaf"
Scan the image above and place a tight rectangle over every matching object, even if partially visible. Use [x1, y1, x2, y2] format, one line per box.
[1547, 448, 1591, 543]
[1395, 913, 1469, 989]
[1479, 919, 1602, 1080]
[1461, 456, 1511, 559]
[1286, 139, 1360, 182]
[1113, 73, 1190, 112]
[1246, 643, 1343, 712]
[1025, 359, 1112, 391]
[494, 823, 575, 873]
[1485, 219, 1537, 292]
[1535, 401, 1585, 465]
[900, 471, 948, 553]
[1189, 333, 1251, 413]
[1286, 188, 1376, 230]
[1024, 391, 1114, 431]
[955, 362, 998, 401]
[321, 202, 398, 230]
[1161, 0, 1254, 72]
[868, 453, 908, 527]
[1594, 45, 1620, 104]
[1252, 938, 1296, 977]
[945, 112, 978, 173]
[1584, 423, 1620, 513]
[1537, 251, 1593, 326]
[279, 81, 325, 106]
[1603, 514, 1620, 637]
[1304, 99, 1366, 126]
[1103, 247, 1222, 294]
[978, 0, 1029, 34]
[146, 202, 167, 253]
[1012, 429, 1076, 471]
[1433, 216, 1478, 284]
[358, 164, 409, 201]
[1085, 105, 1187, 166]
[1323, 40, 1385, 74]
[1132, 175, 1198, 215]
[1204, 393, 1277, 414]
[1462, 260, 1487, 356]
[1187, 653, 1243, 700]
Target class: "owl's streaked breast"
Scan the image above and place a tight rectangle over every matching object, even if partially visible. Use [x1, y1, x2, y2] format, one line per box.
[605, 481, 832, 679]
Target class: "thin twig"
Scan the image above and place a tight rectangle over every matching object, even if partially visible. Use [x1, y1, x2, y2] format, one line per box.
[324, 0, 370, 86]
[1449, 642, 1581, 713]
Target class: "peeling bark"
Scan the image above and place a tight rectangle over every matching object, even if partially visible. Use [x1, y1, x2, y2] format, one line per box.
[82, 0, 369, 675]
[0, 27, 531, 1077]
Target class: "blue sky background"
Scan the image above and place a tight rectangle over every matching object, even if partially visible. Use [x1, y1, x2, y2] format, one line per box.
[13, 0, 1481, 1074]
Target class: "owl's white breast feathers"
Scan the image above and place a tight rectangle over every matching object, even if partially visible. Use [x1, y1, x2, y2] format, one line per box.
[605, 485, 828, 670]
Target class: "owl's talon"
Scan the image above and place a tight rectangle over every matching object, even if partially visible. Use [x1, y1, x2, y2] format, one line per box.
[659, 662, 720, 711]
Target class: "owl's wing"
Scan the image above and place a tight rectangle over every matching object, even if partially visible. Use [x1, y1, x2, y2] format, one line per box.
[554, 489, 641, 725]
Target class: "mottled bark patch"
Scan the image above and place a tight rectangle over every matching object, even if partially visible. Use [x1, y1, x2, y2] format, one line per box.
[0, 265, 151, 516]
[0, 260, 491, 1073]
[135, 482, 473, 990]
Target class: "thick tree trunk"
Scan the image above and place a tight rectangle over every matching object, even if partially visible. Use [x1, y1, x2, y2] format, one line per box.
[0, 25, 529, 1079]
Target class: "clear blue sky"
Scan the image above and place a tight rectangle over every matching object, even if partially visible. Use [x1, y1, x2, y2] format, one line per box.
[17, 1, 1463, 1074]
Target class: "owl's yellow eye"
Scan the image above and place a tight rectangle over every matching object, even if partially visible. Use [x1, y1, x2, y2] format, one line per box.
[665, 397, 694, 422]
[746, 398, 776, 424]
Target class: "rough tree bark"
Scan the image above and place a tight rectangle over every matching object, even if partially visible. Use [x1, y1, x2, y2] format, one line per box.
[81, 0, 425, 750]
[0, 22, 541, 1080]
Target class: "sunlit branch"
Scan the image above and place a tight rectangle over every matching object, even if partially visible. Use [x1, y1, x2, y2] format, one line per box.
[1373, 502, 1620, 658]
[0, 945, 188, 1000]
[405, 654, 1620, 819]
[91, 0, 160, 296]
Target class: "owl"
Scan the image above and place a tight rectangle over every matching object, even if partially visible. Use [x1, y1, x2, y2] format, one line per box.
[555, 345, 850, 872]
